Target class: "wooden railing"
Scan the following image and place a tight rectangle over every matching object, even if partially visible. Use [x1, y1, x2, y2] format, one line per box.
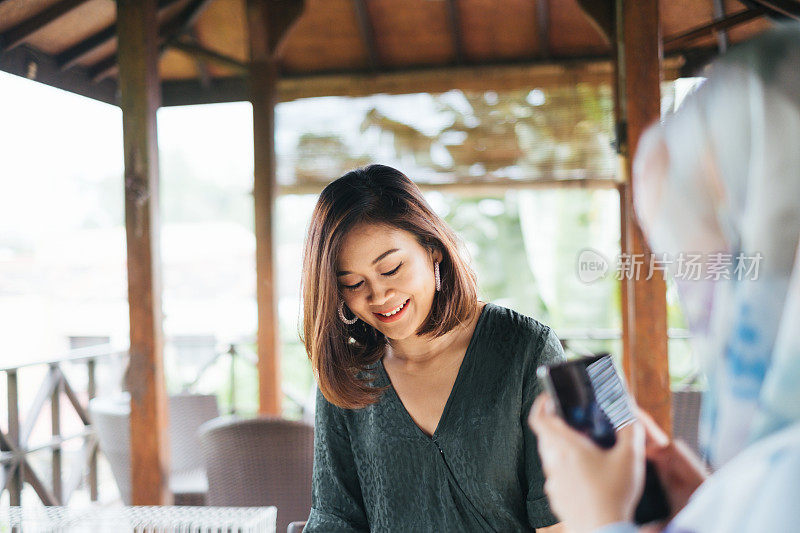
[0, 344, 127, 506]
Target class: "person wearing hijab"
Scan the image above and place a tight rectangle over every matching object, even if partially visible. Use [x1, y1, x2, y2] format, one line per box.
[529, 25, 800, 533]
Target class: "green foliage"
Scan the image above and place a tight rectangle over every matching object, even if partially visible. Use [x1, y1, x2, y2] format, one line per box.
[443, 194, 546, 319]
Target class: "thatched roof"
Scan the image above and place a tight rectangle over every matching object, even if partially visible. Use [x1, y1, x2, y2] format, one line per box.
[0, 0, 781, 106]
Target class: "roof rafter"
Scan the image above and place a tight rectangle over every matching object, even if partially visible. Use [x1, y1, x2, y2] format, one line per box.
[1, 0, 91, 52]
[353, 0, 378, 71]
[664, 8, 765, 49]
[56, 25, 116, 71]
[89, 0, 215, 83]
[170, 39, 248, 73]
[186, 29, 211, 89]
[0, 45, 117, 103]
[747, 0, 800, 20]
[56, 0, 183, 71]
[445, 0, 465, 65]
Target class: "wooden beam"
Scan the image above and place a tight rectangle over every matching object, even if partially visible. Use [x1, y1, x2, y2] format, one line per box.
[116, 0, 171, 505]
[186, 29, 212, 88]
[615, 0, 671, 432]
[664, 8, 765, 50]
[169, 40, 248, 73]
[535, 0, 551, 59]
[57, 25, 117, 71]
[162, 76, 248, 106]
[0, 45, 117, 104]
[247, 0, 304, 416]
[160, 55, 685, 106]
[445, 0, 465, 65]
[159, 0, 216, 45]
[353, 0, 379, 71]
[57, 0, 184, 71]
[90, 0, 215, 83]
[278, 56, 683, 100]
[88, 55, 117, 83]
[1, 0, 90, 52]
[748, 0, 800, 20]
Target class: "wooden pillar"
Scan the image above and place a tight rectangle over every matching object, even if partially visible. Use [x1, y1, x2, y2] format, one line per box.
[117, 0, 171, 504]
[615, 0, 672, 432]
[246, 0, 304, 416]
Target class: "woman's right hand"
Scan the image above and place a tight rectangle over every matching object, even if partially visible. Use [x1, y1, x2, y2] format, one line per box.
[638, 409, 709, 519]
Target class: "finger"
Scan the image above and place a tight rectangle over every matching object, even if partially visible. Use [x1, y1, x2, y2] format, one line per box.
[671, 439, 710, 480]
[637, 408, 670, 452]
[530, 395, 602, 454]
[530, 394, 575, 437]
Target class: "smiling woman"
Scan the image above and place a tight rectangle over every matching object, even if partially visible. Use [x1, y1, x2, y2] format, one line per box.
[302, 165, 479, 409]
[300, 164, 566, 532]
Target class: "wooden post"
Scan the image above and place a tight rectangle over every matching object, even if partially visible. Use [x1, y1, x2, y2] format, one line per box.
[615, 0, 672, 432]
[117, 0, 171, 504]
[246, 0, 303, 416]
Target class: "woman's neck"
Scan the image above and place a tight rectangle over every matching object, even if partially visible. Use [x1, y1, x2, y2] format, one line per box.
[384, 303, 481, 372]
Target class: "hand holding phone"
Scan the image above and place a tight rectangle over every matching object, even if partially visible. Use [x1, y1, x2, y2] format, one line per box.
[537, 355, 671, 525]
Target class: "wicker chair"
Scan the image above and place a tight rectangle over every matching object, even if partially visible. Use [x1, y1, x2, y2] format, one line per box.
[199, 416, 314, 533]
[167, 393, 220, 505]
[89, 395, 134, 504]
[88, 393, 220, 505]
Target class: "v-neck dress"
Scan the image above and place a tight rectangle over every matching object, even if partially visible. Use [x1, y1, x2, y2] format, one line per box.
[304, 303, 565, 532]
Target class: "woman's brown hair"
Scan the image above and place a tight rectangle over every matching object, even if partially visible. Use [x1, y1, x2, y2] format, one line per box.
[301, 164, 478, 409]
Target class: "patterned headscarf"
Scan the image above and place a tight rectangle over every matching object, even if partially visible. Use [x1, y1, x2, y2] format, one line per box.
[633, 25, 800, 467]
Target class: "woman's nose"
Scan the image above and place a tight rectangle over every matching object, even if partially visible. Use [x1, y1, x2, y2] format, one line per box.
[367, 281, 394, 305]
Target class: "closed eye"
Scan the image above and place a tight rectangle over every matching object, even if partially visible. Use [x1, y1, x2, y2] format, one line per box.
[341, 262, 401, 290]
[382, 262, 403, 276]
[343, 281, 363, 291]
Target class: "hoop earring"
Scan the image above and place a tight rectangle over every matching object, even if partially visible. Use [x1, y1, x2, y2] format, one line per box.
[434, 261, 441, 292]
[338, 300, 358, 325]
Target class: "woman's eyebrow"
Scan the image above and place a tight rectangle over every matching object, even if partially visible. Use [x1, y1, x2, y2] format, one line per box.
[371, 248, 399, 265]
[336, 248, 399, 276]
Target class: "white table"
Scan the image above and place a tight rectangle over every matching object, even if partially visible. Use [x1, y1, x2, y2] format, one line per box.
[3, 505, 276, 532]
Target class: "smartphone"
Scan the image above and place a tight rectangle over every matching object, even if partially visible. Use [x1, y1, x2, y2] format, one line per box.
[536, 353, 617, 448]
[537, 355, 671, 525]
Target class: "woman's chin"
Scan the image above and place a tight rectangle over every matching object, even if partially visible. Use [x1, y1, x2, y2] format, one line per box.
[378, 317, 420, 342]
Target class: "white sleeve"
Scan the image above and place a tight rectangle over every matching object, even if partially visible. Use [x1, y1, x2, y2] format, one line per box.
[668, 428, 800, 533]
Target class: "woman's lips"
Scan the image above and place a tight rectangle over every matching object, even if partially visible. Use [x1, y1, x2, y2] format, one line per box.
[373, 299, 410, 323]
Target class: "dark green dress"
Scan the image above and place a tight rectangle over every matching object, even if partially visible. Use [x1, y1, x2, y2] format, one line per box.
[305, 303, 565, 532]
